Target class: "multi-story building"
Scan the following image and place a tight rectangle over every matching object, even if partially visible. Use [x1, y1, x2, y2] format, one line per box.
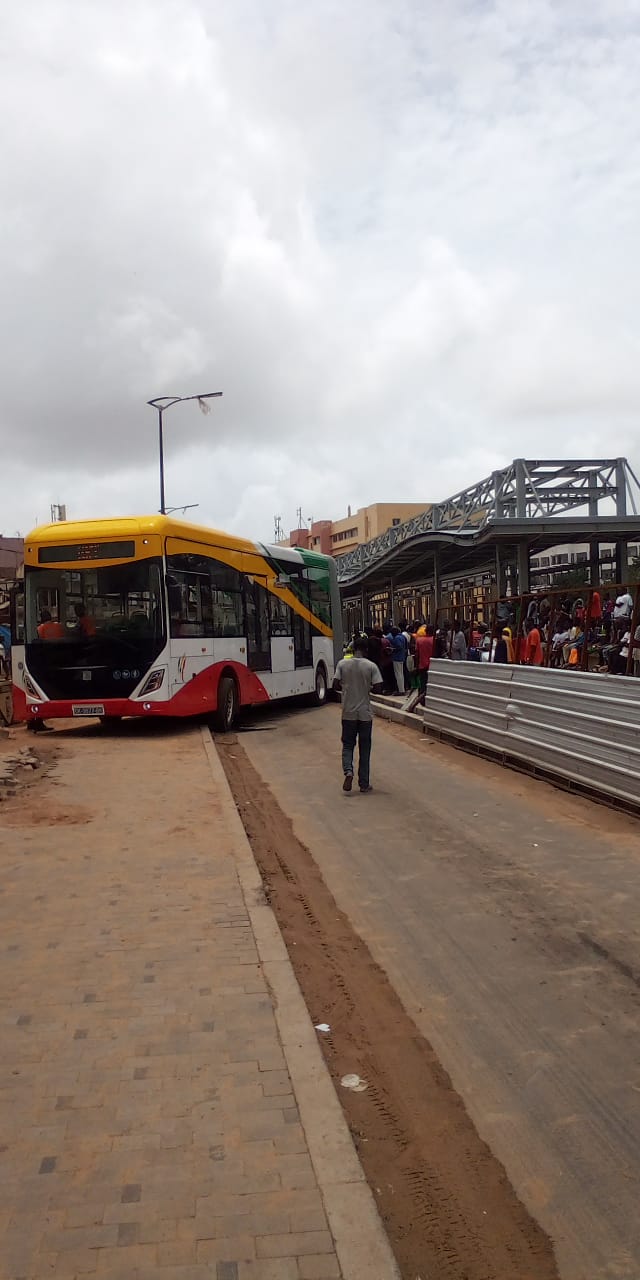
[0, 536, 24, 580]
[0, 537, 24, 635]
[279, 502, 431, 557]
[530, 541, 640, 585]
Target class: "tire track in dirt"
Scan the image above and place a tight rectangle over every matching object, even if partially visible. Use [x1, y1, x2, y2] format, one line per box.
[217, 733, 561, 1280]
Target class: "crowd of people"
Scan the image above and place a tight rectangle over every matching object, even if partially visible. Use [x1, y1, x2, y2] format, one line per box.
[492, 589, 640, 676]
[344, 588, 640, 697]
[343, 618, 457, 702]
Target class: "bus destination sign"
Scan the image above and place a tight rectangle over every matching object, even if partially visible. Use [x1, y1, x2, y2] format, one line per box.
[38, 541, 136, 564]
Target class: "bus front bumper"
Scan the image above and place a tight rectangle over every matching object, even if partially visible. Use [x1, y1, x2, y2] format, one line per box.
[25, 697, 177, 720]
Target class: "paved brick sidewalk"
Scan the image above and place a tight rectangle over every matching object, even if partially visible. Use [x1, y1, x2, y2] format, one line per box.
[0, 724, 344, 1280]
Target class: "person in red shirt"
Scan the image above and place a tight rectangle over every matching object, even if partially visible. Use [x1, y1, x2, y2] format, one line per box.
[73, 602, 97, 636]
[590, 590, 602, 625]
[415, 624, 435, 697]
[524, 621, 544, 666]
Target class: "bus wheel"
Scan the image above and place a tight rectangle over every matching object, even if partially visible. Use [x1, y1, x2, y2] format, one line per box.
[313, 664, 328, 706]
[215, 675, 238, 732]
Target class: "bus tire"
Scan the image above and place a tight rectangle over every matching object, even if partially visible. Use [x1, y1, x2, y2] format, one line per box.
[312, 663, 328, 707]
[215, 675, 238, 732]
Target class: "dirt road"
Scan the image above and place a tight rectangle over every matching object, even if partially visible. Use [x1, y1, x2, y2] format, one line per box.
[221, 701, 640, 1280]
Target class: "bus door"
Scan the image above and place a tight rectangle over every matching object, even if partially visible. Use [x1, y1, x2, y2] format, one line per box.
[268, 594, 294, 673]
[244, 578, 271, 672]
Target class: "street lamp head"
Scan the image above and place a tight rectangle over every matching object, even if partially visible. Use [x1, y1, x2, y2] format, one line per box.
[147, 392, 223, 411]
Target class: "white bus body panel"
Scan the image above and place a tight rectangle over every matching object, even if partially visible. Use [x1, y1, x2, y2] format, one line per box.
[168, 637, 247, 700]
[271, 636, 295, 673]
[313, 635, 335, 680]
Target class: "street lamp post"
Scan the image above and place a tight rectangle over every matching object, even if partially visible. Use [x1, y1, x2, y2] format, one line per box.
[147, 392, 223, 515]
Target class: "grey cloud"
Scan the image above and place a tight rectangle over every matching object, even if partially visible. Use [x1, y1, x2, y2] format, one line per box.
[1, 0, 639, 539]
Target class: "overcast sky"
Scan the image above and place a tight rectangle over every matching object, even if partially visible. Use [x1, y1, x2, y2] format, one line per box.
[2, 0, 640, 542]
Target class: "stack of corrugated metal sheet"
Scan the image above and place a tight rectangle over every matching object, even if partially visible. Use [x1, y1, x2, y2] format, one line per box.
[424, 659, 640, 810]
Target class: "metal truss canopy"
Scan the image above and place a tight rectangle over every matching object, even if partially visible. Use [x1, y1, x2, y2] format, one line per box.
[336, 458, 640, 585]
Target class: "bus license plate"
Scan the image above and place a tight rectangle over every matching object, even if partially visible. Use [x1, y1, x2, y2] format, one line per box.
[72, 704, 105, 717]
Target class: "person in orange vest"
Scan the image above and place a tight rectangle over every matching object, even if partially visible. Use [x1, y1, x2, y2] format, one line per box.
[524, 619, 544, 666]
[73, 602, 97, 637]
[37, 609, 64, 640]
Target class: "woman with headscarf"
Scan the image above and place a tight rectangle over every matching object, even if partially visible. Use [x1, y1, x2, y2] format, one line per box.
[494, 626, 515, 663]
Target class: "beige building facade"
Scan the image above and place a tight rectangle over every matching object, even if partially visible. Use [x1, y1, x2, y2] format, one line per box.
[280, 502, 430, 557]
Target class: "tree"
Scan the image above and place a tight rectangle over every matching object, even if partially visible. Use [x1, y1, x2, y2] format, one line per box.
[550, 567, 589, 589]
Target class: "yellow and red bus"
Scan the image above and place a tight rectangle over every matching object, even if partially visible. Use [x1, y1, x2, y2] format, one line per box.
[12, 515, 342, 730]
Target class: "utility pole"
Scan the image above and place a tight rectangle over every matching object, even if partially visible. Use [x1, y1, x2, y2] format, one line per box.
[147, 392, 223, 515]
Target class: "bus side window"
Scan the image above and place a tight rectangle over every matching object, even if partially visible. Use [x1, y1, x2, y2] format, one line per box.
[208, 560, 244, 638]
[166, 555, 211, 638]
[305, 567, 332, 627]
[269, 594, 293, 637]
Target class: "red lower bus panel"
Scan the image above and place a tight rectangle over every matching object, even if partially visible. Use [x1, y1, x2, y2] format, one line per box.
[14, 661, 270, 722]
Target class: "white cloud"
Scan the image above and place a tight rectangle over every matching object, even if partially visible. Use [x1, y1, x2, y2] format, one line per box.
[1, 0, 640, 541]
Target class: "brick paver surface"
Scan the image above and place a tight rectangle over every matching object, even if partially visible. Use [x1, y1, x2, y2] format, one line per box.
[0, 724, 342, 1280]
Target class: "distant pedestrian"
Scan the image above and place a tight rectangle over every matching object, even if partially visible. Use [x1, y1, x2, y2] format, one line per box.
[332, 638, 383, 794]
[367, 628, 383, 670]
[590, 590, 602, 626]
[434, 623, 450, 659]
[524, 620, 544, 666]
[613, 591, 633, 637]
[386, 625, 407, 694]
[494, 627, 515, 663]
[0, 624, 10, 678]
[378, 630, 395, 692]
[415, 624, 434, 697]
[565, 624, 585, 667]
[451, 620, 467, 661]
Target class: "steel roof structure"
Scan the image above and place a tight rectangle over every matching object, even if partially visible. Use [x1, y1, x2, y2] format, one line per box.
[337, 458, 640, 595]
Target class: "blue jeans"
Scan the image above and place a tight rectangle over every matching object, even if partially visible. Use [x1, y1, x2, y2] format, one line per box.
[341, 719, 373, 788]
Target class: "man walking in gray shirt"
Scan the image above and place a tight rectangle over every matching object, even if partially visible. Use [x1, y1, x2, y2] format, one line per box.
[332, 637, 383, 793]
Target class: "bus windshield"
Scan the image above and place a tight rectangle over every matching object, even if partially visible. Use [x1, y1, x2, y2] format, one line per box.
[26, 559, 164, 643]
[25, 559, 166, 700]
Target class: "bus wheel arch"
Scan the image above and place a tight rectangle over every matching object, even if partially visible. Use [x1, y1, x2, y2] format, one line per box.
[312, 662, 328, 706]
[215, 670, 239, 732]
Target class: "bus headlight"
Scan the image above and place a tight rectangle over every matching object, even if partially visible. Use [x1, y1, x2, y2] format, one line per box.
[139, 669, 165, 695]
[24, 674, 41, 699]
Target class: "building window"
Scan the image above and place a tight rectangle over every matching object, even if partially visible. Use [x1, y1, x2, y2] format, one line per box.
[392, 518, 401, 526]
